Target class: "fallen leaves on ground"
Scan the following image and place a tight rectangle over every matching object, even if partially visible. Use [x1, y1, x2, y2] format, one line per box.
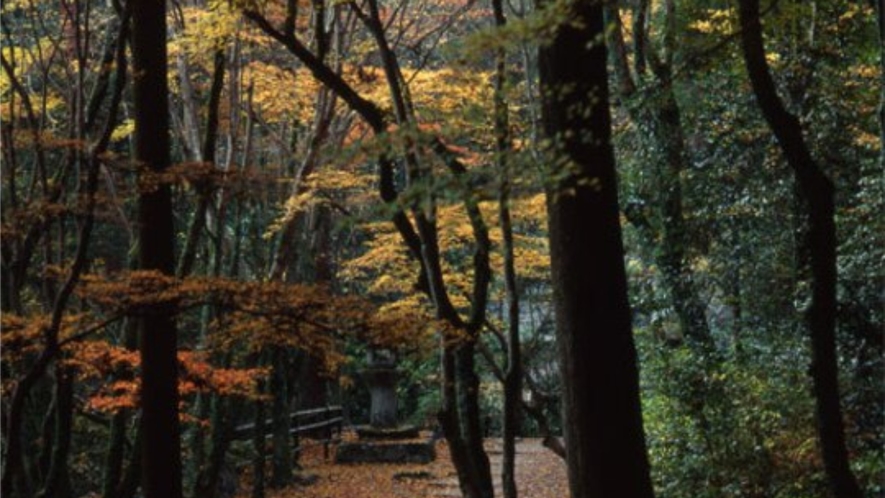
[235, 436, 568, 498]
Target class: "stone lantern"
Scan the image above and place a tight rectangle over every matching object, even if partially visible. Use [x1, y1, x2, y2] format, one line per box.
[363, 348, 398, 428]
[335, 348, 435, 464]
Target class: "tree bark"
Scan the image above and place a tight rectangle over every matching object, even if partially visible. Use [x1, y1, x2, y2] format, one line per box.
[131, 0, 183, 494]
[193, 394, 238, 498]
[177, 48, 227, 279]
[270, 348, 293, 487]
[491, 0, 521, 495]
[737, 1, 863, 497]
[878, 0, 885, 170]
[539, 0, 656, 496]
[101, 410, 130, 498]
[252, 386, 267, 498]
[35, 367, 74, 498]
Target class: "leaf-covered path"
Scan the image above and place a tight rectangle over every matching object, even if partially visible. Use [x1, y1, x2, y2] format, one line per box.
[236, 438, 567, 498]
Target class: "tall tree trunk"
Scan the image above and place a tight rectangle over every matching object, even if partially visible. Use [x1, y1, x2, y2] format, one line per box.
[35, 367, 73, 498]
[131, 0, 183, 494]
[491, 0, 521, 495]
[193, 394, 238, 498]
[878, 0, 885, 169]
[439, 347, 487, 498]
[178, 48, 227, 279]
[270, 348, 293, 487]
[102, 319, 138, 498]
[737, 2, 862, 497]
[539, 0, 656, 496]
[101, 409, 130, 498]
[114, 428, 143, 498]
[252, 385, 267, 498]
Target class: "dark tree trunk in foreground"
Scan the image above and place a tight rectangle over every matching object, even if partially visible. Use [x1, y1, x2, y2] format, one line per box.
[131, 0, 183, 494]
[738, 2, 862, 497]
[538, 0, 655, 497]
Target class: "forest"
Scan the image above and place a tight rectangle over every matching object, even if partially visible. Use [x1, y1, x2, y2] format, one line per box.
[0, 0, 882, 497]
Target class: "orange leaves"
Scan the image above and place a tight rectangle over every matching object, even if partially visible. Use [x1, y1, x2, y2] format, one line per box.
[0, 313, 47, 359]
[232, 438, 569, 498]
[86, 380, 140, 413]
[63, 340, 267, 414]
[1, 312, 108, 364]
[76, 270, 435, 373]
[64, 340, 140, 379]
[77, 270, 182, 313]
[178, 350, 267, 398]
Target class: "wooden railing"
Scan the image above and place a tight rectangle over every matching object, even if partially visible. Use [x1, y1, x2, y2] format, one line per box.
[232, 405, 344, 458]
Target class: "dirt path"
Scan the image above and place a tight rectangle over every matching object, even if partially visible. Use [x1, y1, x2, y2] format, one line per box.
[236, 438, 568, 498]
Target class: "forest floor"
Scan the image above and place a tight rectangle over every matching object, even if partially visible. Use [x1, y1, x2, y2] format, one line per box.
[234, 435, 568, 498]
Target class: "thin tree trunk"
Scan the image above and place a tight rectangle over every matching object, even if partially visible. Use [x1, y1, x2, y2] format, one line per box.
[101, 410, 130, 498]
[491, 0, 521, 494]
[35, 367, 74, 498]
[439, 348, 484, 498]
[539, 0, 656, 496]
[455, 344, 494, 498]
[36, 388, 57, 485]
[737, 2, 863, 497]
[103, 289, 139, 498]
[252, 385, 267, 498]
[270, 348, 293, 488]
[193, 394, 238, 498]
[878, 0, 885, 169]
[115, 427, 143, 498]
[178, 48, 226, 278]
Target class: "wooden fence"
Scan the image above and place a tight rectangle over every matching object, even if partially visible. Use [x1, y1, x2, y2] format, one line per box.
[233, 405, 343, 459]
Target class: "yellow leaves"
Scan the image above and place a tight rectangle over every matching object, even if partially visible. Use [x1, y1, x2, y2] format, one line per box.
[246, 62, 320, 123]
[340, 190, 550, 330]
[266, 169, 375, 239]
[367, 295, 438, 352]
[687, 8, 736, 35]
[765, 51, 781, 67]
[407, 67, 493, 132]
[848, 64, 879, 80]
[172, 5, 240, 60]
[836, 2, 873, 24]
[110, 119, 135, 142]
[851, 129, 880, 150]
[339, 222, 417, 295]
